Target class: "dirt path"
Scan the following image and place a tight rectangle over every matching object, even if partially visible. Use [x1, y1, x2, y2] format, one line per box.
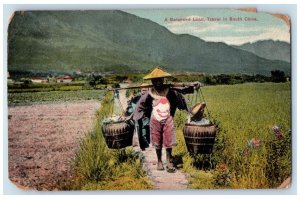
[136, 146, 189, 190]
[118, 85, 189, 190]
[8, 101, 101, 190]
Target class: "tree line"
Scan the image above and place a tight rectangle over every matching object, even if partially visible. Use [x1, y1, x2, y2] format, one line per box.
[171, 70, 289, 85]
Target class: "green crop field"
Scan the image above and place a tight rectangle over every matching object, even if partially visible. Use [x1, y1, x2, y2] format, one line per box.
[8, 90, 106, 105]
[173, 82, 291, 189]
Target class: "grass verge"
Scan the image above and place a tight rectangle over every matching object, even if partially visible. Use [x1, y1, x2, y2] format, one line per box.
[61, 92, 152, 190]
[173, 82, 291, 189]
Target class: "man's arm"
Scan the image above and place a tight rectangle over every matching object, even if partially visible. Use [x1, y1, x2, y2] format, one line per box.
[171, 82, 201, 95]
[172, 86, 194, 94]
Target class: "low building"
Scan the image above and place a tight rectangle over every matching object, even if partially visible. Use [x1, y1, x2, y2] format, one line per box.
[31, 77, 48, 83]
[56, 75, 73, 83]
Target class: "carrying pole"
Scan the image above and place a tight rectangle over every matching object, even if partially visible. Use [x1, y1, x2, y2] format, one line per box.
[108, 82, 203, 91]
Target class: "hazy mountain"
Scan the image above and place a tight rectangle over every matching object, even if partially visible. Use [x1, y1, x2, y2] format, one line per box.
[8, 10, 290, 75]
[233, 40, 290, 63]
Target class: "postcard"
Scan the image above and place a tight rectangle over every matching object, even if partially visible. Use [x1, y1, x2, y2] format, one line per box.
[6, 7, 291, 191]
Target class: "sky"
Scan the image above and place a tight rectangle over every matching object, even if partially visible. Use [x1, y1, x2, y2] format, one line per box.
[124, 8, 290, 45]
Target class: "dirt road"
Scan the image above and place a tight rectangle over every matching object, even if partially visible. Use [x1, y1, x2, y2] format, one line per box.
[8, 86, 189, 191]
[118, 86, 189, 190]
[8, 101, 101, 190]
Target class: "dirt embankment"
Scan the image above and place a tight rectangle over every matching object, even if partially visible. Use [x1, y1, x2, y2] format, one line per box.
[8, 101, 100, 190]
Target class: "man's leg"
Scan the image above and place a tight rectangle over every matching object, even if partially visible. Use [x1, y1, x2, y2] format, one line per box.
[150, 117, 164, 170]
[156, 148, 164, 170]
[163, 116, 176, 173]
[141, 123, 150, 149]
[166, 148, 173, 163]
[137, 120, 146, 150]
[166, 148, 175, 172]
[145, 125, 150, 144]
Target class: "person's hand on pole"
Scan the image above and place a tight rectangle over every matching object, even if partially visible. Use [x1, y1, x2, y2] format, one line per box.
[192, 81, 201, 91]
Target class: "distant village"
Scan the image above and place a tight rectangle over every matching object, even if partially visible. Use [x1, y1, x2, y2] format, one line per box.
[7, 68, 289, 87]
[7, 69, 135, 86]
[31, 75, 73, 83]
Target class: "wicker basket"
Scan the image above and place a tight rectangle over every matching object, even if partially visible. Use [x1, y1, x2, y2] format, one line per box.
[183, 123, 217, 154]
[102, 119, 134, 149]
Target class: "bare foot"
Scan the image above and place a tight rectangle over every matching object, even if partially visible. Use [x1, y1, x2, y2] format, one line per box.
[157, 161, 164, 170]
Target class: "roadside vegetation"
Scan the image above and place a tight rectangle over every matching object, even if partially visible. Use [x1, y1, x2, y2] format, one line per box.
[69, 82, 291, 190]
[63, 92, 152, 190]
[173, 82, 291, 189]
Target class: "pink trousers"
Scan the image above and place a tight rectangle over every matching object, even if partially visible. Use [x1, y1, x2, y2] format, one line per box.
[150, 116, 176, 149]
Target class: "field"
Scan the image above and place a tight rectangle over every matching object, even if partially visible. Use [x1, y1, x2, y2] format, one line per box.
[7, 81, 107, 105]
[8, 89, 106, 105]
[71, 82, 291, 190]
[8, 101, 101, 190]
[173, 82, 291, 188]
[7, 81, 291, 190]
[8, 81, 152, 190]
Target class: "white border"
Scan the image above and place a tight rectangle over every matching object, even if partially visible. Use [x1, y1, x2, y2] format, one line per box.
[1, 1, 299, 199]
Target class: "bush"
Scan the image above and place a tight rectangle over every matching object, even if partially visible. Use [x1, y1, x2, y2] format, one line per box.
[271, 70, 287, 83]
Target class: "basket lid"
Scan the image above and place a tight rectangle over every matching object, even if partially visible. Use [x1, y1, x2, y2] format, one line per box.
[190, 102, 206, 120]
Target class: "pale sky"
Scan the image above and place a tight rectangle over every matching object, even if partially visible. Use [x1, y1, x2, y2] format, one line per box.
[124, 8, 290, 45]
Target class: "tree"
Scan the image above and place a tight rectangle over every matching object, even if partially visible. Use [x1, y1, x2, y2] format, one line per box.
[216, 74, 231, 84]
[20, 78, 32, 88]
[115, 75, 128, 82]
[204, 75, 217, 85]
[87, 73, 102, 88]
[271, 70, 286, 83]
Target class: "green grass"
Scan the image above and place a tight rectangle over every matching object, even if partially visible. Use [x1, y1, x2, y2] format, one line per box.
[8, 86, 84, 93]
[64, 92, 152, 190]
[173, 82, 291, 189]
[8, 90, 106, 105]
[47, 82, 290, 190]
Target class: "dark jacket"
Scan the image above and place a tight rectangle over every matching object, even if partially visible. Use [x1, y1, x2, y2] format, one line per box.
[125, 93, 142, 117]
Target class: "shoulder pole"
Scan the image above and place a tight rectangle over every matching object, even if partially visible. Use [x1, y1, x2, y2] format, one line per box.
[108, 82, 203, 91]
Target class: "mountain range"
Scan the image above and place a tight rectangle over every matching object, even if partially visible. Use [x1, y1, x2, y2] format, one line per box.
[8, 10, 291, 76]
[232, 40, 290, 63]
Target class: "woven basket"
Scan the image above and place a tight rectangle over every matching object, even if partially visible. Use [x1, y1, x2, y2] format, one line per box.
[183, 123, 217, 154]
[102, 119, 134, 149]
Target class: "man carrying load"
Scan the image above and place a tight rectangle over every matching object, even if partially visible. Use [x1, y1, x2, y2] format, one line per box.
[133, 67, 200, 173]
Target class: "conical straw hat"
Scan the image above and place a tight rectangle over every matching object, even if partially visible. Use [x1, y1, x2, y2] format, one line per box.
[143, 67, 172, 80]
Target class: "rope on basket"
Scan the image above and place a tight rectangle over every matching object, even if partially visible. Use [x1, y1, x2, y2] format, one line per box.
[111, 90, 126, 117]
[198, 87, 212, 119]
[190, 86, 212, 119]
